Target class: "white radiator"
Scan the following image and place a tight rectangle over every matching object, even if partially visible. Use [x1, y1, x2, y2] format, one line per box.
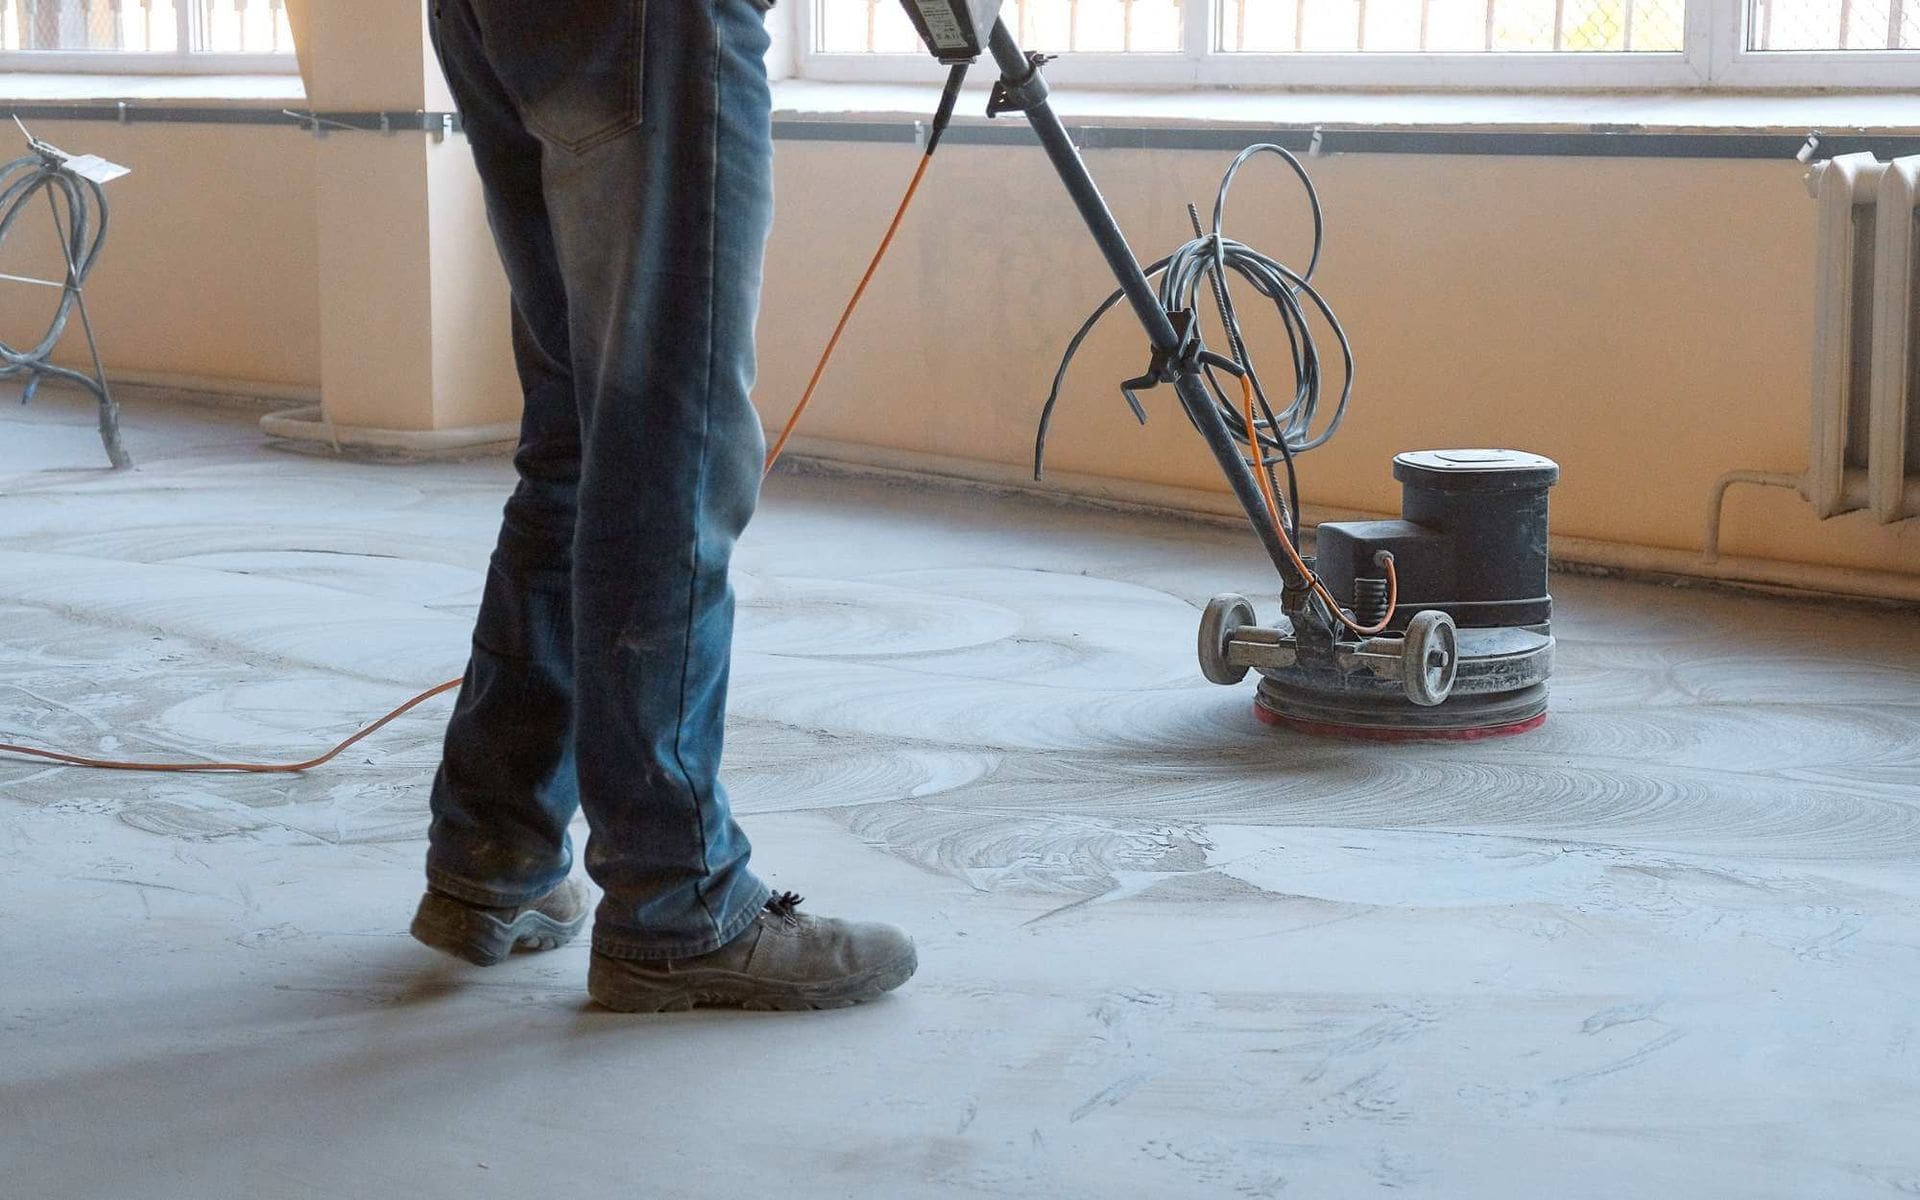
[1807, 152, 1920, 524]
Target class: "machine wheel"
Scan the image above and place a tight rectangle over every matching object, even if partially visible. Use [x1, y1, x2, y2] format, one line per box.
[1403, 610, 1459, 707]
[1198, 594, 1255, 685]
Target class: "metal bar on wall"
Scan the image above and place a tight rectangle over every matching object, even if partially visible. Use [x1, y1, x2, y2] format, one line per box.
[11, 104, 1920, 163]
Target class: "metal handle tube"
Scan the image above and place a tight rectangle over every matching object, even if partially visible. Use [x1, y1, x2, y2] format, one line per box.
[984, 21, 1310, 592]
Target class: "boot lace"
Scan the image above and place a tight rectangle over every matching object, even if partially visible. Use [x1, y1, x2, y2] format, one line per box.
[765, 890, 804, 927]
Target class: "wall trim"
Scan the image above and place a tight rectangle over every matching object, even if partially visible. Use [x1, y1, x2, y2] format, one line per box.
[2, 102, 457, 133]
[773, 117, 1920, 160]
[29, 371, 317, 414]
[111, 371, 319, 413]
[8, 101, 1920, 160]
[259, 405, 518, 461]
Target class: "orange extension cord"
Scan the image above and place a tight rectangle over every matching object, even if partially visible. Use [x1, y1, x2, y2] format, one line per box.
[1236, 372, 1397, 638]
[0, 149, 943, 777]
[0, 679, 464, 774]
[762, 149, 935, 477]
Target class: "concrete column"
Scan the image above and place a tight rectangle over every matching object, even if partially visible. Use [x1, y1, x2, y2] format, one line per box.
[284, 0, 312, 93]
[277, 0, 519, 452]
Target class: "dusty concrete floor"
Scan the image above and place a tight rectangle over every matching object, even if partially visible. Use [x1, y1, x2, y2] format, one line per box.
[3, 394, 1919, 1199]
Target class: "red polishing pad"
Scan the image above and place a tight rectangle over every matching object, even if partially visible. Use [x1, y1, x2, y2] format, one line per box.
[1254, 704, 1547, 742]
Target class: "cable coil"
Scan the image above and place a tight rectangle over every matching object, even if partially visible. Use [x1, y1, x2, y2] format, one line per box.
[1035, 143, 1353, 513]
[1034, 143, 1397, 637]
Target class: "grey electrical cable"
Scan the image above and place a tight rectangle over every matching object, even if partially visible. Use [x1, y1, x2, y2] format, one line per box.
[1033, 143, 1351, 500]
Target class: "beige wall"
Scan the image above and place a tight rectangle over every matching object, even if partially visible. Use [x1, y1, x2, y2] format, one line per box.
[757, 140, 1918, 574]
[294, 0, 517, 433]
[4, 112, 1915, 575]
[0, 121, 319, 389]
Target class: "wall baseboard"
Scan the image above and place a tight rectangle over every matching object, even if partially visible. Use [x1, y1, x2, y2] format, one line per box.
[259, 405, 519, 461]
[30, 370, 319, 415]
[778, 436, 1920, 606]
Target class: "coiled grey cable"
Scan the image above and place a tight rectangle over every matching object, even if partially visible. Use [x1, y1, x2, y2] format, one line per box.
[1034, 143, 1352, 538]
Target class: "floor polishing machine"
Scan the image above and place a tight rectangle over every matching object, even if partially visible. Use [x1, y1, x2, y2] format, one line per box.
[897, 1, 1560, 738]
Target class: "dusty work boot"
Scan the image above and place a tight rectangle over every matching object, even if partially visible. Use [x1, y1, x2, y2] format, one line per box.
[587, 892, 917, 1012]
[410, 877, 591, 966]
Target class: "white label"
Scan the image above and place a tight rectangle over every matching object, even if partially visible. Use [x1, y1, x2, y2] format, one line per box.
[14, 119, 133, 187]
[910, 0, 969, 50]
[59, 153, 131, 185]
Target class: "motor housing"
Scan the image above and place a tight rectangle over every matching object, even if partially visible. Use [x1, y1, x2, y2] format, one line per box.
[1313, 449, 1559, 632]
[1198, 449, 1561, 739]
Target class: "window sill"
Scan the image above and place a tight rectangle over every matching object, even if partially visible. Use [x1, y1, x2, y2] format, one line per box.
[772, 79, 1920, 138]
[0, 73, 304, 104]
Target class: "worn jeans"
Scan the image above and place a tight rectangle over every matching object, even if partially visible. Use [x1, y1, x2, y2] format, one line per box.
[424, 0, 775, 959]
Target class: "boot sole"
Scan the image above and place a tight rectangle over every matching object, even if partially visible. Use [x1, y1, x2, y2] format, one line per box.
[587, 945, 918, 1013]
[410, 890, 587, 967]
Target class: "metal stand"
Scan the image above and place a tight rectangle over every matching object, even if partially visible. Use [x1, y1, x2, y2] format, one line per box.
[1, 143, 131, 470]
[981, 22, 1331, 645]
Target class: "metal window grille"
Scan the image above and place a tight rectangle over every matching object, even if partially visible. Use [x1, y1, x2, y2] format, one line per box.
[816, 0, 1917, 52]
[1750, 0, 1919, 48]
[0, 0, 292, 55]
[1220, 0, 1684, 51]
[817, 0, 1186, 53]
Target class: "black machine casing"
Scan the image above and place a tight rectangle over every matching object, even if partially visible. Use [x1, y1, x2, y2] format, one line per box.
[1314, 449, 1559, 632]
[899, 0, 1007, 62]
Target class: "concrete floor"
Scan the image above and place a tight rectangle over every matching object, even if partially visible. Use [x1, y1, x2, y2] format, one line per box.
[3, 394, 1919, 1199]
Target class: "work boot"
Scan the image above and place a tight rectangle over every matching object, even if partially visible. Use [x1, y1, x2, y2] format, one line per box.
[587, 892, 917, 1012]
[410, 877, 591, 966]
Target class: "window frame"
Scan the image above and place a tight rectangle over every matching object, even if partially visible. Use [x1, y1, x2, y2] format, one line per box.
[794, 0, 1919, 90]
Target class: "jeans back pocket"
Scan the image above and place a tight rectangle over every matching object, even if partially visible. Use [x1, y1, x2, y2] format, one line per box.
[468, 0, 645, 153]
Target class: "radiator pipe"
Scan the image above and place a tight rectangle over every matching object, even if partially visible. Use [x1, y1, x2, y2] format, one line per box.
[1703, 469, 1803, 565]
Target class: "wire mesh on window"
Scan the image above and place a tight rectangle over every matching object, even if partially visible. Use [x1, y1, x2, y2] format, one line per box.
[1220, 0, 1683, 50]
[1750, 0, 1919, 47]
[817, 0, 1185, 52]
[196, 0, 292, 53]
[1, 0, 174, 50]
[0, 0, 290, 52]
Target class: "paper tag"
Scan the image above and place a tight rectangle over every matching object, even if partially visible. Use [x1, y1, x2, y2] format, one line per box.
[10, 118, 131, 185]
[58, 153, 132, 185]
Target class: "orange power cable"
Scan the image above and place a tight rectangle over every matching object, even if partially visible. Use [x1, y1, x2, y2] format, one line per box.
[1236, 373, 1397, 638]
[0, 678, 463, 774]
[763, 149, 935, 476]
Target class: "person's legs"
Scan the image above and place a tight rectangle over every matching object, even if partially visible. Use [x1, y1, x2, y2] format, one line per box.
[544, 0, 776, 960]
[421, 0, 586, 914]
[419, 0, 915, 1006]
[422, 0, 773, 957]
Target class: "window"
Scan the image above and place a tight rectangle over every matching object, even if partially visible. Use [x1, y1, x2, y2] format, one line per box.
[803, 0, 1919, 87]
[1751, 0, 1917, 48]
[0, 0, 296, 72]
[819, 0, 1186, 51]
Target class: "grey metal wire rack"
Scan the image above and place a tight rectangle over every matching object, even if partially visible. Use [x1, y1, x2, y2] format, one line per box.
[1, 132, 131, 469]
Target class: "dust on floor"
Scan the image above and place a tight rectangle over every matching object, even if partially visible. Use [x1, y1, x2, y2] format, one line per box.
[3, 393, 1919, 1199]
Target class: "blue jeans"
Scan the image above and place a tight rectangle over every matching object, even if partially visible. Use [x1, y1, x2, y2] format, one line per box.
[425, 0, 775, 959]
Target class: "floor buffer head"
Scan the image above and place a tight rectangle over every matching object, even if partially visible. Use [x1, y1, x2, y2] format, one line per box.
[1199, 449, 1560, 739]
